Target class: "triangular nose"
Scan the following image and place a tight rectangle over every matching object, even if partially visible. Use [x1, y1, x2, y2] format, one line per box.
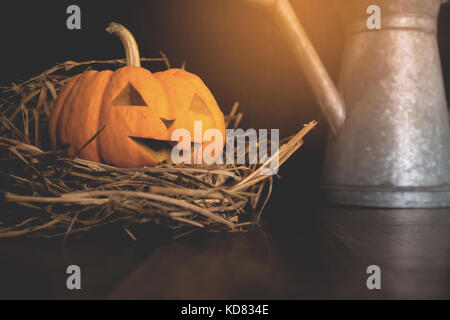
[161, 118, 175, 129]
[111, 83, 148, 106]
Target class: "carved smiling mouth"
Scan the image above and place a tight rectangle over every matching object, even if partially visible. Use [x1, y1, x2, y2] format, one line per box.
[129, 137, 201, 164]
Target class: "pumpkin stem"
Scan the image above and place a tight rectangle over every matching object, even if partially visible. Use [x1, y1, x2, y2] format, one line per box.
[106, 22, 141, 67]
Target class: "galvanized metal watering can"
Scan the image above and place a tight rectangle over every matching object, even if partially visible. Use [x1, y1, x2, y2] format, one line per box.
[251, 0, 450, 207]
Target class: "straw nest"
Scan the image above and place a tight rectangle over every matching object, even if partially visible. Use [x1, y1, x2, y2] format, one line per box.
[0, 57, 316, 239]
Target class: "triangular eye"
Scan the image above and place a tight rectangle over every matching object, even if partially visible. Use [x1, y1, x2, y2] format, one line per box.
[189, 93, 211, 117]
[111, 83, 148, 106]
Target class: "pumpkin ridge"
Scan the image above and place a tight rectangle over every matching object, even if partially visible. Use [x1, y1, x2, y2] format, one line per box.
[48, 74, 82, 149]
[73, 70, 113, 162]
[59, 71, 99, 153]
[55, 72, 90, 147]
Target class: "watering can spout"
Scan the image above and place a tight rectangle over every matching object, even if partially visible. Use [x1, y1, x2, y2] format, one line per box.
[251, 0, 346, 134]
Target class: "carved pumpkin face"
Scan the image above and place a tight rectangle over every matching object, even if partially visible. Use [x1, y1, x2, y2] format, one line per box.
[154, 68, 226, 164]
[48, 23, 225, 168]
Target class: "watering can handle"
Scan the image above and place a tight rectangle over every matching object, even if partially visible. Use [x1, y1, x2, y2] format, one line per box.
[249, 0, 346, 135]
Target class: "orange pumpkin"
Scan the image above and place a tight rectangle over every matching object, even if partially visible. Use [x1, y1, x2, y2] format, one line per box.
[49, 22, 225, 168]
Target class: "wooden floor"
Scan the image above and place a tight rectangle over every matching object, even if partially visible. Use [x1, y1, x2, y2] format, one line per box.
[0, 205, 448, 299]
[108, 207, 450, 300]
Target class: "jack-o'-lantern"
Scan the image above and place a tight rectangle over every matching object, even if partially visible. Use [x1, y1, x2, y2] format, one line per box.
[49, 22, 225, 168]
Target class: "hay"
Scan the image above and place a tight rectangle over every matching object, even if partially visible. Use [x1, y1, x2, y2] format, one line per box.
[0, 56, 316, 239]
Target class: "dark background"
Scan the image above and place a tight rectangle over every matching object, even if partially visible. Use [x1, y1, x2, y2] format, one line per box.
[1, 1, 450, 299]
[2, 0, 449, 217]
[0, 0, 346, 133]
